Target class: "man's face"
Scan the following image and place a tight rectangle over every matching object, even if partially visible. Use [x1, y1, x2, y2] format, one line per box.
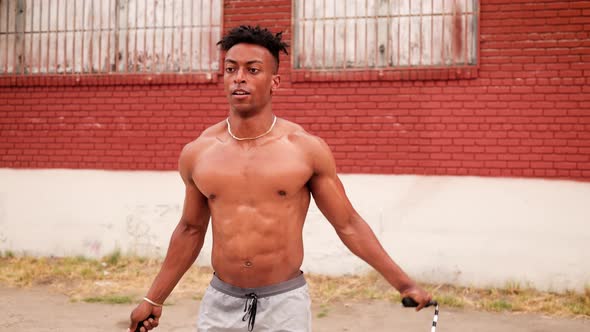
[223, 43, 280, 114]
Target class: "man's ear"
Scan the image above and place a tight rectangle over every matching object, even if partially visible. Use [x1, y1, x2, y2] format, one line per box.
[270, 74, 281, 94]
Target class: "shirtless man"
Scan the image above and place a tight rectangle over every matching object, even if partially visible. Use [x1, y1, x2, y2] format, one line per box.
[128, 25, 432, 332]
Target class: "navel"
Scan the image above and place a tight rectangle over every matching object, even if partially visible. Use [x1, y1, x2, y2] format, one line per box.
[209, 194, 217, 200]
[278, 190, 287, 197]
[244, 260, 253, 268]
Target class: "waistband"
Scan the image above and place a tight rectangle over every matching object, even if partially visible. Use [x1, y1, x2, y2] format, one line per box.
[210, 272, 306, 298]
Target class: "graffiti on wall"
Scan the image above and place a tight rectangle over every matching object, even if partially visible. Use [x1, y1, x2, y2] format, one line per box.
[125, 203, 180, 256]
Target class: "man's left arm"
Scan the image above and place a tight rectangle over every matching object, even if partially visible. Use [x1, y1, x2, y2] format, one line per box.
[306, 136, 432, 310]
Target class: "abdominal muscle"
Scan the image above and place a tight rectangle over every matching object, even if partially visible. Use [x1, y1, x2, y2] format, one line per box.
[208, 197, 309, 288]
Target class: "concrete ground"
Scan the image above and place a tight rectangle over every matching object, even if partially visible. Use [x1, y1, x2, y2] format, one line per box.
[2, 286, 589, 332]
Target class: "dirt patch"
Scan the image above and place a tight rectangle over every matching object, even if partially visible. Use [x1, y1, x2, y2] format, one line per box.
[2, 286, 589, 332]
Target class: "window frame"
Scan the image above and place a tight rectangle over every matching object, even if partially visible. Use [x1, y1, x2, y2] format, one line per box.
[290, 0, 480, 82]
[0, 0, 224, 87]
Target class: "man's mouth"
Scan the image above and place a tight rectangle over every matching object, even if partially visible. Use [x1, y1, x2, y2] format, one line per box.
[232, 89, 250, 95]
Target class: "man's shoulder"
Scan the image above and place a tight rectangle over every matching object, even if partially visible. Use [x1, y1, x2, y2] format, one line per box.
[281, 119, 323, 145]
[280, 119, 331, 157]
[179, 121, 225, 164]
[198, 120, 227, 143]
[279, 119, 335, 175]
[182, 121, 225, 152]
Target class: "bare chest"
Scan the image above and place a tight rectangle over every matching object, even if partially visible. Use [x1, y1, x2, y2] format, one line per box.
[193, 141, 313, 200]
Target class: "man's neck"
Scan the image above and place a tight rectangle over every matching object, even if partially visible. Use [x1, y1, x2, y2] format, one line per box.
[227, 110, 276, 139]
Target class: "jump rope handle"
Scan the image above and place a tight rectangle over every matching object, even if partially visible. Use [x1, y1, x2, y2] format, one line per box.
[402, 297, 440, 332]
[402, 297, 438, 308]
[135, 314, 156, 332]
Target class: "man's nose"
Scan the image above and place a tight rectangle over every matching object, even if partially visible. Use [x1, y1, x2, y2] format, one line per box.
[234, 68, 246, 83]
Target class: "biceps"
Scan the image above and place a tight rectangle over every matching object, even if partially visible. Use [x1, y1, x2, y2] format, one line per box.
[310, 174, 355, 228]
[180, 183, 210, 230]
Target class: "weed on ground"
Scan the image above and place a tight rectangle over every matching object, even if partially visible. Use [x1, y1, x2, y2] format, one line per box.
[0, 255, 588, 318]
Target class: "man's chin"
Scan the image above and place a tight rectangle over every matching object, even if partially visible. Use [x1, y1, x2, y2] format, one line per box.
[230, 105, 258, 115]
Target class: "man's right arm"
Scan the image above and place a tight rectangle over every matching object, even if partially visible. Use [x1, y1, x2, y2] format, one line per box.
[146, 141, 211, 303]
[128, 142, 211, 331]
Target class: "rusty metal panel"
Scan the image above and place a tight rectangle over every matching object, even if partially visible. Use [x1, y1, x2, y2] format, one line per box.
[293, 0, 479, 70]
[0, 0, 222, 75]
[0, 0, 17, 73]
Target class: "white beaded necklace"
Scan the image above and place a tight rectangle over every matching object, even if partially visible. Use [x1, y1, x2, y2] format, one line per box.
[226, 115, 277, 141]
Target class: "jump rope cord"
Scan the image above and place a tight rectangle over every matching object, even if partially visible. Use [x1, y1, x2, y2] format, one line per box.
[431, 303, 439, 332]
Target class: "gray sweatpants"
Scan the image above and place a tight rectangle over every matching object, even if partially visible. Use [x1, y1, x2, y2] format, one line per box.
[197, 273, 312, 332]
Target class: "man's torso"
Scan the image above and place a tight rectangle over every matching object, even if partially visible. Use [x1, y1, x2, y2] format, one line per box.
[189, 120, 317, 288]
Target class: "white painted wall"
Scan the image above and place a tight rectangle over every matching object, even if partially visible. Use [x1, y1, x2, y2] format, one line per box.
[0, 169, 588, 292]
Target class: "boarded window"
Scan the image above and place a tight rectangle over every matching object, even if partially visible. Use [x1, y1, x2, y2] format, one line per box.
[293, 0, 478, 70]
[0, 0, 222, 75]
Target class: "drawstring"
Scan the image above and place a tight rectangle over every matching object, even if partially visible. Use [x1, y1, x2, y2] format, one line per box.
[242, 293, 258, 331]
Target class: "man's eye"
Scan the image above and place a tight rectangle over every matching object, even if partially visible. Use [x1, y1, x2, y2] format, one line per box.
[249, 68, 260, 74]
[225, 67, 235, 73]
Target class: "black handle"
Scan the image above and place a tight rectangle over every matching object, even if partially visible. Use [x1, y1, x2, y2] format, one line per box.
[402, 297, 438, 308]
[135, 314, 156, 332]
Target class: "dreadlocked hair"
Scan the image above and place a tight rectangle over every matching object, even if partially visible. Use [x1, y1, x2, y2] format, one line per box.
[217, 25, 289, 71]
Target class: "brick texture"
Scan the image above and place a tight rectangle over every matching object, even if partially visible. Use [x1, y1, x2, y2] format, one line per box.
[1, 0, 589, 180]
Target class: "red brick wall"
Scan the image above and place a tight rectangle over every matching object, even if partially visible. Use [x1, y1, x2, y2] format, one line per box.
[1, 0, 589, 180]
